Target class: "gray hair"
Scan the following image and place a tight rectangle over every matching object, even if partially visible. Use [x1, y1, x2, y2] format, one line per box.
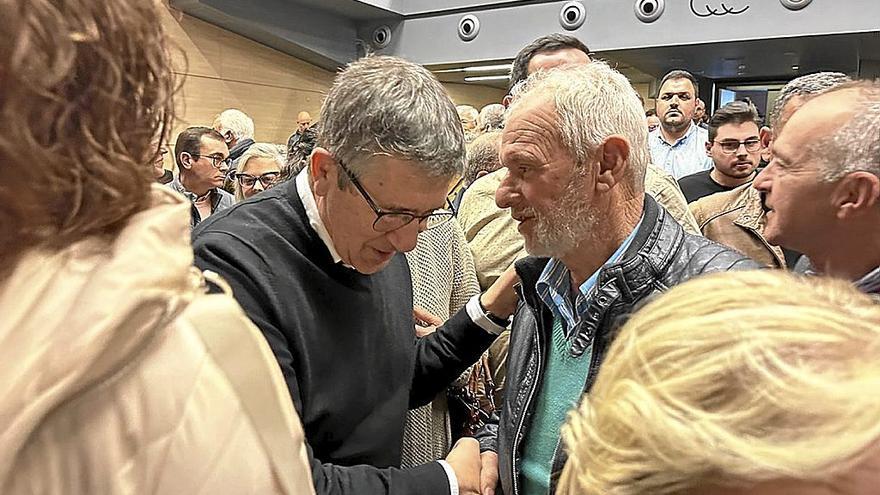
[318, 56, 464, 187]
[811, 81, 880, 183]
[477, 103, 505, 133]
[508, 61, 650, 189]
[213, 108, 255, 141]
[234, 142, 284, 201]
[770, 72, 851, 130]
[457, 104, 479, 124]
[464, 131, 502, 185]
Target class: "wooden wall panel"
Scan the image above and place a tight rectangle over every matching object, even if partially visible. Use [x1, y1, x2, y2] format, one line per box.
[443, 82, 507, 109]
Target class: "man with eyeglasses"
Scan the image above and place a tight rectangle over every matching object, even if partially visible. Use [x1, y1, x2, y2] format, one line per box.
[678, 101, 762, 203]
[649, 70, 714, 179]
[689, 72, 851, 269]
[169, 126, 233, 229]
[192, 56, 519, 495]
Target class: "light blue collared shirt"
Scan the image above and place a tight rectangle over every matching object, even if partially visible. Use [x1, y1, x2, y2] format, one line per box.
[649, 122, 713, 180]
[536, 216, 644, 336]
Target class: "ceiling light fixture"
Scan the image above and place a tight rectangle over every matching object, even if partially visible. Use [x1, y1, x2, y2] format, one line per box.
[791, 64, 800, 70]
[433, 63, 512, 74]
[464, 75, 511, 82]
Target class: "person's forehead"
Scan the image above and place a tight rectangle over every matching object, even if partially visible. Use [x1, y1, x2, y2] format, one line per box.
[527, 48, 590, 74]
[502, 94, 559, 156]
[715, 121, 760, 137]
[200, 135, 227, 154]
[660, 77, 696, 94]
[242, 156, 280, 173]
[779, 91, 856, 147]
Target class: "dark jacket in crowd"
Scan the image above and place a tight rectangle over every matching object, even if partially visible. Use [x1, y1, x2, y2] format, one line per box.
[475, 196, 760, 495]
[191, 179, 497, 495]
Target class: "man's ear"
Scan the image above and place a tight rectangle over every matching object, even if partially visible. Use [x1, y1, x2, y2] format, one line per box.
[705, 139, 713, 157]
[310, 147, 338, 197]
[502, 94, 512, 108]
[596, 135, 630, 193]
[178, 152, 193, 170]
[833, 171, 880, 219]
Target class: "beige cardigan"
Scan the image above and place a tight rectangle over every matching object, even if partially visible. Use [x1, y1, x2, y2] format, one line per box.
[0, 187, 314, 494]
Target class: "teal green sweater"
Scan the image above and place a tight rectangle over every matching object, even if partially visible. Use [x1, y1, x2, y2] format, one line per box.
[520, 317, 593, 494]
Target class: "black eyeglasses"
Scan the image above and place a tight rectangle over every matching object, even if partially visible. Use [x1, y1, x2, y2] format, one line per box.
[237, 172, 280, 188]
[190, 153, 231, 169]
[336, 159, 456, 232]
[713, 138, 762, 155]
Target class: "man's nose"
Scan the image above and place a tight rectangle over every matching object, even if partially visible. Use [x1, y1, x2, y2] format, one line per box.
[495, 171, 519, 209]
[253, 180, 265, 191]
[386, 220, 420, 253]
[753, 163, 774, 191]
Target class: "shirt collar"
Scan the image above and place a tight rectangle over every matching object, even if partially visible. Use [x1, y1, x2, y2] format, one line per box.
[536, 215, 644, 330]
[653, 121, 698, 147]
[296, 168, 352, 268]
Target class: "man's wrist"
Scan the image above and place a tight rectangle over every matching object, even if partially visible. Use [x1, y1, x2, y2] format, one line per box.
[466, 294, 508, 335]
[437, 460, 459, 495]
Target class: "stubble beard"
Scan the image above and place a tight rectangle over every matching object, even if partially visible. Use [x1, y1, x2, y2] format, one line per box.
[522, 170, 598, 258]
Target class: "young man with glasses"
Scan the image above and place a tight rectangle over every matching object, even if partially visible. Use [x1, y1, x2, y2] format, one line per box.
[678, 101, 763, 203]
[192, 56, 519, 495]
[170, 126, 234, 228]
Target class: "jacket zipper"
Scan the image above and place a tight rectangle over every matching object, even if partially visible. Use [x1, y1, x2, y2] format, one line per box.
[511, 305, 543, 495]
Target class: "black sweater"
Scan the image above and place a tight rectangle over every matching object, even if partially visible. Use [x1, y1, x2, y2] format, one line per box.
[192, 179, 496, 495]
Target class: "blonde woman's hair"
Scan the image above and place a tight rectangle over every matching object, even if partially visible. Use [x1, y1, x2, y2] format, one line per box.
[233, 142, 284, 202]
[559, 270, 880, 495]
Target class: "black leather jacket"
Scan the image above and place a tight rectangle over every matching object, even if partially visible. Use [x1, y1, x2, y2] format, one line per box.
[475, 196, 760, 495]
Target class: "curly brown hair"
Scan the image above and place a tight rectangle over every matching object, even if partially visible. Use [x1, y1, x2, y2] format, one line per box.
[0, 0, 177, 278]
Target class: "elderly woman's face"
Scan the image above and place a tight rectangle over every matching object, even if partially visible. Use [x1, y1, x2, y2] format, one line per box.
[237, 157, 281, 198]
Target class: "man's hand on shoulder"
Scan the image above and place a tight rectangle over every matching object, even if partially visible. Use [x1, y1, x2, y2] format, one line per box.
[479, 262, 520, 320]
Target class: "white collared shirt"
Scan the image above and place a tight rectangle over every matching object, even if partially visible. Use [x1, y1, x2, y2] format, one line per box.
[296, 168, 350, 267]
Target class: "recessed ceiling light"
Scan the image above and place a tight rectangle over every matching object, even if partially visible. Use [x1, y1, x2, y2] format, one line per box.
[434, 63, 512, 74]
[464, 75, 511, 82]
[791, 65, 800, 70]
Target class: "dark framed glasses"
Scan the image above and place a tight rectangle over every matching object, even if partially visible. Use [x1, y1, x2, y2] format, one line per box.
[714, 138, 762, 155]
[237, 172, 280, 189]
[190, 153, 231, 169]
[336, 159, 456, 232]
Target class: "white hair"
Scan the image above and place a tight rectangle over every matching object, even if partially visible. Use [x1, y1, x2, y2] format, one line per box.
[456, 104, 478, 123]
[477, 103, 505, 133]
[812, 81, 880, 183]
[508, 61, 650, 188]
[213, 108, 255, 141]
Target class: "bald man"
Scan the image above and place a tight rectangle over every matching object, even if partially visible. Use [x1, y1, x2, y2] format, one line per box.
[287, 111, 314, 153]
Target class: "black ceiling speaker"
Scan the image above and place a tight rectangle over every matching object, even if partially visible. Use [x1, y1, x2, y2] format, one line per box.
[634, 0, 665, 23]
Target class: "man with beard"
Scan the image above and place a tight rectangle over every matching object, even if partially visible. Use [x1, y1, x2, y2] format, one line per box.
[678, 101, 762, 203]
[650, 70, 713, 179]
[474, 62, 757, 495]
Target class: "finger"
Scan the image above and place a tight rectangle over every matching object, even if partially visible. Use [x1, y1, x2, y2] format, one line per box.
[414, 306, 443, 326]
[480, 453, 498, 495]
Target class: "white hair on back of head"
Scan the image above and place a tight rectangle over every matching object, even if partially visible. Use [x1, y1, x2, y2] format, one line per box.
[508, 61, 649, 189]
[477, 103, 505, 133]
[213, 108, 255, 140]
[456, 105, 478, 123]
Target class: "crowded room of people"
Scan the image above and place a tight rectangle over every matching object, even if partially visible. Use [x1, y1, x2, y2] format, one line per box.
[2, 0, 879, 494]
